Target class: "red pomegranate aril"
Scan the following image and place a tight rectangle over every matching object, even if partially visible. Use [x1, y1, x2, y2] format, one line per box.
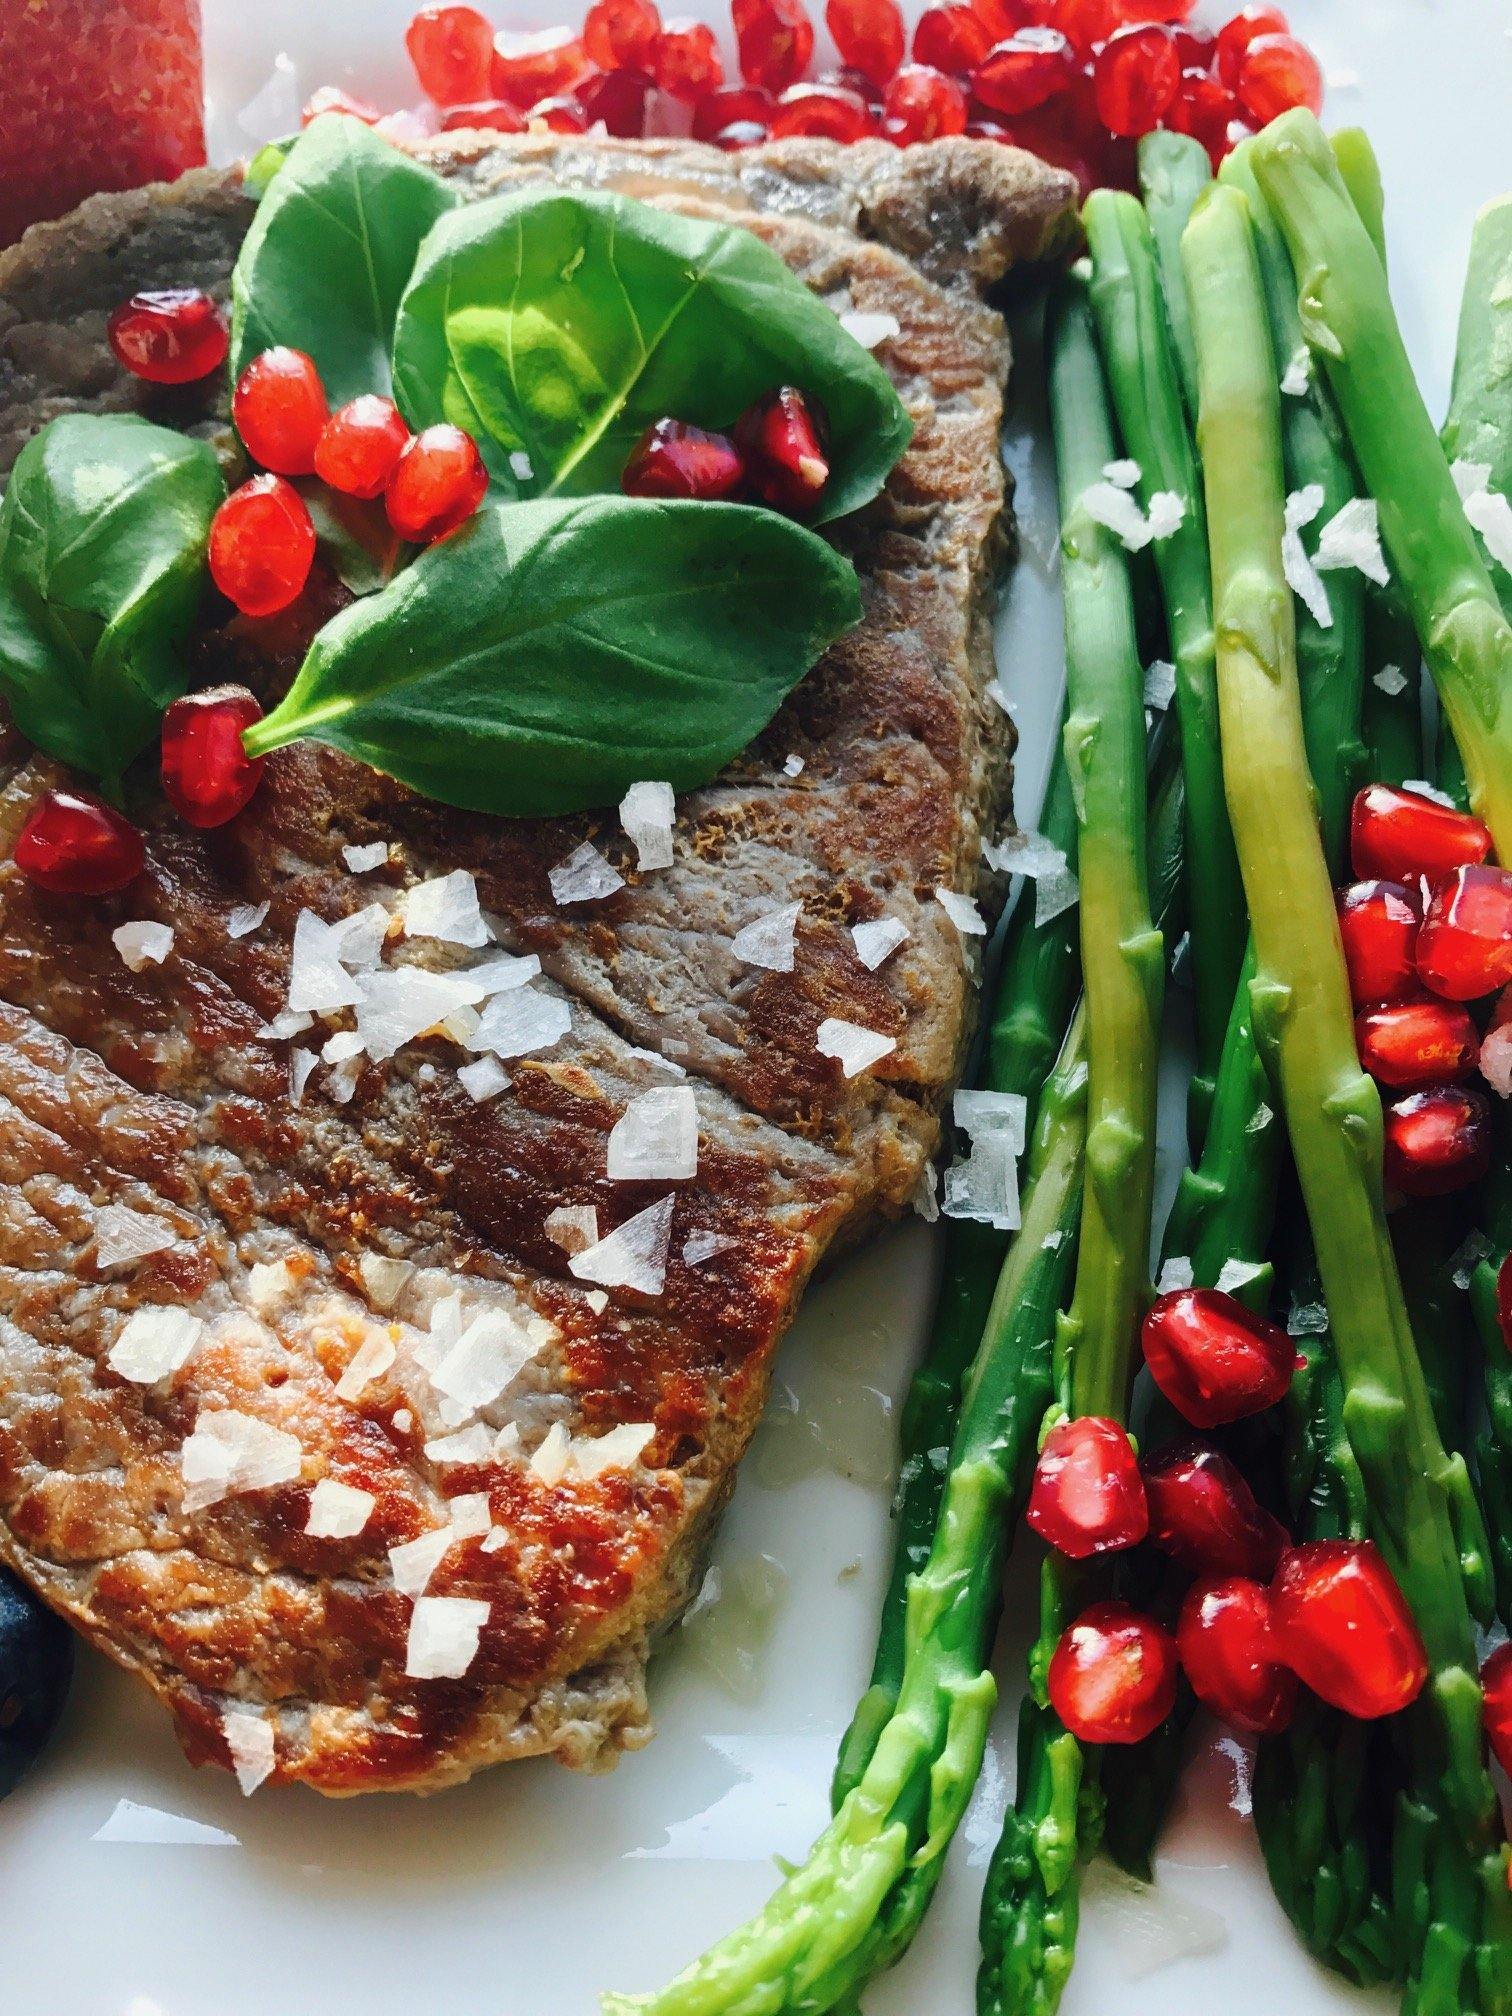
[1236, 32, 1322, 122]
[692, 86, 775, 139]
[1213, 3, 1288, 88]
[769, 81, 876, 140]
[584, 0, 663, 72]
[882, 63, 969, 140]
[736, 386, 830, 513]
[1416, 864, 1512, 1001]
[731, 0, 815, 91]
[968, 0, 1042, 38]
[14, 789, 144, 897]
[1355, 997, 1479, 1090]
[1350, 783, 1492, 885]
[1168, 72, 1238, 166]
[233, 348, 329, 478]
[1026, 1415, 1148, 1559]
[1047, 1602, 1178, 1746]
[828, 0, 905, 89]
[1177, 1576, 1298, 1736]
[107, 289, 227, 387]
[386, 425, 488, 543]
[1057, 0, 1119, 54]
[972, 28, 1075, 116]
[1271, 1540, 1428, 1719]
[523, 93, 589, 132]
[1382, 1084, 1493, 1198]
[302, 86, 382, 126]
[209, 475, 317, 619]
[1172, 22, 1215, 65]
[1484, 1642, 1512, 1778]
[1094, 23, 1180, 137]
[314, 396, 411, 501]
[1141, 1287, 1293, 1429]
[1337, 878, 1422, 1007]
[491, 28, 591, 106]
[912, 5, 993, 76]
[442, 97, 530, 131]
[650, 18, 724, 99]
[1142, 1438, 1289, 1580]
[623, 419, 746, 501]
[160, 687, 266, 829]
[577, 67, 655, 135]
[1109, 0, 1196, 21]
[406, 6, 495, 103]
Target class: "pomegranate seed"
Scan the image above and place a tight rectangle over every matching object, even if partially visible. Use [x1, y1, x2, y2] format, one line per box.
[732, 0, 815, 91]
[302, 86, 382, 126]
[769, 81, 877, 139]
[1109, 0, 1196, 19]
[1168, 72, 1239, 166]
[1350, 783, 1492, 885]
[1337, 878, 1422, 1007]
[1271, 1540, 1427, 1719]
[815, 63, 885, 106]
[441, 97, 529, 132]
[107, 289, 227, 387]
[209, 475, 317, 619]
[827, 0, 904, 88]
[1177, 1576, 1298, 1735]
[522, 94, 589, 132]
[160, 687, 266, 829]
[406, 7, 495, 103]
[735, 386, 830, 513]
[314, 396, 411, 501]
[1416, 864, 1512, 1001]
[1047, 1601, 1178, 1745]
[1382, 1084, 1493, 1198]
[882, 62, 968, 140]
[650, 18, 724, 99]
[1172, 22, 1215, 64]
[584, 0, 663, 71]
[622, 419, 746, 501]
[577, 68, 655, 135]
[1355, 996, 1479, 1090]
[1214, 4, 1287, 86]
[14, 788, 144, 896]
[1236, 31, 1322, 122]
[1141, 1287, 1293, 1429]
[1143, 1440, 1289, 1581]
[972, 28, 1075, 115]
[1057, 0, 1119, 54]
[912, 5, 993, 76]
[233, 348, 329, 478]
[490, 29, 591, 106]
[968, 0, 1043, 37]
[1485, 1642, 1512, 1778]
[1093, 23, 1180, 136]
[1025, 1415, 1147, 1559]
[692, 85, 775, 138]
[386, 425, 488, 544]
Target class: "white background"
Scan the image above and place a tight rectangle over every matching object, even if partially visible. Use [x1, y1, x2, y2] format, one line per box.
[4, 3, 1511, 2011]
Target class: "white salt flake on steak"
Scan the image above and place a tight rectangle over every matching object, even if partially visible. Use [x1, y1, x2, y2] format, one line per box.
[406, 1596, 489, 1680]
[607, 1086, 699, 1181]
[305, 1478, 376, 1539]
[108, 1305, 203, 1384]
[549, 841, 624, 905]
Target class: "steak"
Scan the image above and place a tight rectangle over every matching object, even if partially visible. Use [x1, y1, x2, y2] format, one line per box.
[0, 134, 1074, 1794]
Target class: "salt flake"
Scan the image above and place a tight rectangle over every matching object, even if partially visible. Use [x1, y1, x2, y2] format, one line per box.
[112, 921, 173, 972]
[731, 901, 802, 973]
[683, 1230, 735, 1266]
[1282, 485, 1332, 629]
[935, 887, 987, 937]
[851, 916, 910, 970]
[405, 1595, 488, 1679]
[335, 1330, 397, 1401]
[95, 1204, 178, 1270]
[549, 842, 623, 906]
[286, 909, 364, 1015]
[1465, 485, 1512, 572]
[458, 1055, 511, 1102]
[1315, 497, 1390, 586]
[545, 1204, 600, 1255]
[400, 870, 490, 947]
[1280, 346, 1311, 396]
[607, 1085, 699, 1181]
[816, 1018, 896, 1078]
[181, 1408, 302, 1512]
[226, 901, 269, 940]
[1143, 660, 1177, 712]
[222, 1709, 276, 1795]
[470, 985, 572, 1059]
[108, 1305, 203, 1384]
[305, 1478, 375, 1539]
[390, 1526, 455, 1596]
[343, 842, 391, 873]
[839, 309, 900, 349]
[1372, 664, 1408, 696]
[568, 1195, 675, 1296]
[619, 780, 675, 872]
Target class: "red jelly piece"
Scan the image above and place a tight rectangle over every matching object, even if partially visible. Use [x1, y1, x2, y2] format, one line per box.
[732, 0, 816, 90]
[1416, 864, 1512, 1002]
[302, 86, 382, 125]
[827, 0, 905, 88]
[577, 68, 655, 135]
[232, 347, 329, 478]
[769, 81, 877, 139]
[1213, 2, 1287, 87]
[14, 788, 144, 897]
[160, 686, 266, 829]
[650, 18, 724, 99]
[584, 0, 663, 72]
[521, 94, 589, 132]
[882, 62, 968, 140]
[386, 424, 488, 543]
[405, 6, 496, 103]
[972, 28, 1075, 115]
[1337, 878, 1422, 1007]
[107, 288, 227, 387]
[1355, 996, 1479, 1090]
[735, 386, 830, 513]
[1141, 1287, 1293, 1429]
[490, 28, 591, 106]
[622, 419, 746, 501]
[692, 85, 775, 139]
[442, 97, 529, 131]
[1047, 1602, 1178, 1746]
[1177, 1576, 1298, 1735]
[1485, 1642, 1512, 1778]
[1142, 1438, 1289, 1580]
[1350, 782, 1492, 885]
[1382, 1084, 1493, 1198]
[912, 4, 993, 75]
[1270, 1540, 1428, 1719]
[1093, 22, 1180, 136]
[1025, 1415, 1148, 1560]
[1236, 31, 1322, 122]
[209, 475, 317, 619]
[314, 395, 411, 501]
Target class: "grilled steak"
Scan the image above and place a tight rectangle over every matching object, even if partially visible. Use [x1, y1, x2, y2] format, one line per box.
[0, 135, 1074, 1794]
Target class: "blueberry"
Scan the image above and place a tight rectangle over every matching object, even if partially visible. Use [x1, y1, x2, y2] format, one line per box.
[0, 1566, 73, 1800]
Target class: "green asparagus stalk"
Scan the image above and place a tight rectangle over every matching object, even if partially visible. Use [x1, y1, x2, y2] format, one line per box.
[1182, 177, 1511, 2016]
[1137, 130, 1212, 427]
[1251, 111, 1512, 857]
[1471, 1141, 1512, 1624]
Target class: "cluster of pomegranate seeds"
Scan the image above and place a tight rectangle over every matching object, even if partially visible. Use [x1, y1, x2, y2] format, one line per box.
[624, 387, 829, 512]
[160, 688, 267, 830]
[1026, 1415, 1147, 1559]
[13, 789, 145, 896]
[107, 289, 228, 387]
[209, 474, 319, 620]
[1177, 1576, 1297, 1735]
[1140, 1286, 1295, 1427]
[1048, 1601, 1178, 1745]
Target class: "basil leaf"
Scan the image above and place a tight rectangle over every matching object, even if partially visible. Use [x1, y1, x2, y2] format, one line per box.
[391, 189, 913, 523]
[0, 415, 224, 791]
[230, 114, 459, 406]
[246, 497, 860, 816]
[244, 136, 295, 198]
[294, 481, 408, 596]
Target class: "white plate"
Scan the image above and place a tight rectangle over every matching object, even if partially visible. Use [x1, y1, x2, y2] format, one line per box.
[5, 5, 1511, 2011]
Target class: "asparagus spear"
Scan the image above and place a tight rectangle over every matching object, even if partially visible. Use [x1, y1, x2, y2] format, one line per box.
[1137, 130, 1212, 427]
[1182, 178, 1511, 2016]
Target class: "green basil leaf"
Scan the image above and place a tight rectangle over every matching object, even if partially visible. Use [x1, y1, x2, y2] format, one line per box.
[230, 114, 460, 406]
[246, 497, 861, 816]
[391, 189, 913, 523]
[244, 135, 295, 199]
[293, 480, 408, 596]
[0, 415, 225, 791]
